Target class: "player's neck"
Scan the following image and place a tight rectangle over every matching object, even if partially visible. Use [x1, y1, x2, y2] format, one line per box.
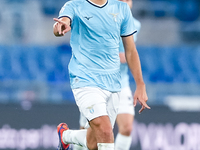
[89, 0, 107, 6]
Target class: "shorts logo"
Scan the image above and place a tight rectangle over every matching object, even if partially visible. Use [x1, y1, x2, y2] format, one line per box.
[87, 105, 94, 114]
[90, 108, 94, 114]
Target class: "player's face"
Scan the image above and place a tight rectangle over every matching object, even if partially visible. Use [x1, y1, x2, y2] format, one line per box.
[119, 0, 132, 8]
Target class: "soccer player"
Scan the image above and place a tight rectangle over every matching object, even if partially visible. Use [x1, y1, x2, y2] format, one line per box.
[74, 4, 141, 150]
[53, 0, 150, 149]
[115, 0, 141, 149]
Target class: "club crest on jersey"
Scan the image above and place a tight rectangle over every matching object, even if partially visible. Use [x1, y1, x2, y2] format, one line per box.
[110, 13, 119, 22]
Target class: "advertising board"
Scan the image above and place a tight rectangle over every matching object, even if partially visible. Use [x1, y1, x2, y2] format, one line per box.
[0, 104, 200, 150]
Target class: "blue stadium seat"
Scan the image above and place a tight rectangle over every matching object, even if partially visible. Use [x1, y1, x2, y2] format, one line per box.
[1, 44, 200, 84]
[175, 0, 199, 22]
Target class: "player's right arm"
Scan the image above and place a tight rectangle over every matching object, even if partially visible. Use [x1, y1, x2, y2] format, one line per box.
[53, 17, 71, 37]
[53, 0, 76, 36]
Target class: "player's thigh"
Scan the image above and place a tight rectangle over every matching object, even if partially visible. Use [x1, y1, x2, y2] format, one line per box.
[89, 115, 112, 131]
[117, 113, 134, 128]
[88, 115, 114, 145]
[117, 113, 134, 135]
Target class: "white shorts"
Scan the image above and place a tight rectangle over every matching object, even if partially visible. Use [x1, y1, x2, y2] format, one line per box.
[79, 112, 88, 128]
[72, 87, 120, 128]
[117, 87, 135, 115]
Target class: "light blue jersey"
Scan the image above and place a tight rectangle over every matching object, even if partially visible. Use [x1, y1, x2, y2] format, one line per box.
[59, 0, 136, 92]
[119, 18, 141, 88]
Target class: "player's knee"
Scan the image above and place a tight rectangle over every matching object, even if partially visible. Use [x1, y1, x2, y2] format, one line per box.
[101, 126, 113, 137]
[87, 142, 98, 150]
[95, 122, 113, 137]
[125, 125, 133, 135]
[120, 124, 133, 136]
[90, 116, 113, 137]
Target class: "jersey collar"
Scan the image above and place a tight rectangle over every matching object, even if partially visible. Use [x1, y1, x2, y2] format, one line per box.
[86, 0, 108, 8]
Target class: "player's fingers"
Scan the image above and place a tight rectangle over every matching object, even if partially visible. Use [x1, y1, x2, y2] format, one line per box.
[62, 25, 71, 35]
[53, 18, 66, 25]
[54, 21, 62, 35]
[143, 103, 151, 110]
[57, 23, 63, 35]
[140, 99, 151, 110]
[145, 103, 151, 109]
[139, 105, 145, 114]
[133, 97, 137, 107]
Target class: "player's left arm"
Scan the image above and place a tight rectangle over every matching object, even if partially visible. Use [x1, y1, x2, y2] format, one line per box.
[122, 35, 150, 113]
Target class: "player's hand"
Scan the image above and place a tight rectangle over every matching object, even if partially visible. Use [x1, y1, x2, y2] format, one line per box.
[133, 84, 150, 114]
[53, 18, 71, 36]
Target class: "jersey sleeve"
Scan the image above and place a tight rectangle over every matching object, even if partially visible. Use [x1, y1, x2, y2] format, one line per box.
[58, 1, 75, 21]
[120, 4, 137, 37]
[132, 17, 141, 42]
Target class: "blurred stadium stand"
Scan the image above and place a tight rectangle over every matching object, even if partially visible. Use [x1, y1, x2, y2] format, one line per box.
[0, 0, 200, 105]
[0, 44, 199, 104]
[0, 1, 200, 150]
[0, 44, 74, 104]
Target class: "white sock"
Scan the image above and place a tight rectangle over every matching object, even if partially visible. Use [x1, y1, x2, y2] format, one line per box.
[97, 143, 114, 150]
[63, 129, 87, 148]
[115, 133, 132, 150]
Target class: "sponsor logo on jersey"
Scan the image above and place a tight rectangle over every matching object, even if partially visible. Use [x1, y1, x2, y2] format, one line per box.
[84, 16, 93, 20]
